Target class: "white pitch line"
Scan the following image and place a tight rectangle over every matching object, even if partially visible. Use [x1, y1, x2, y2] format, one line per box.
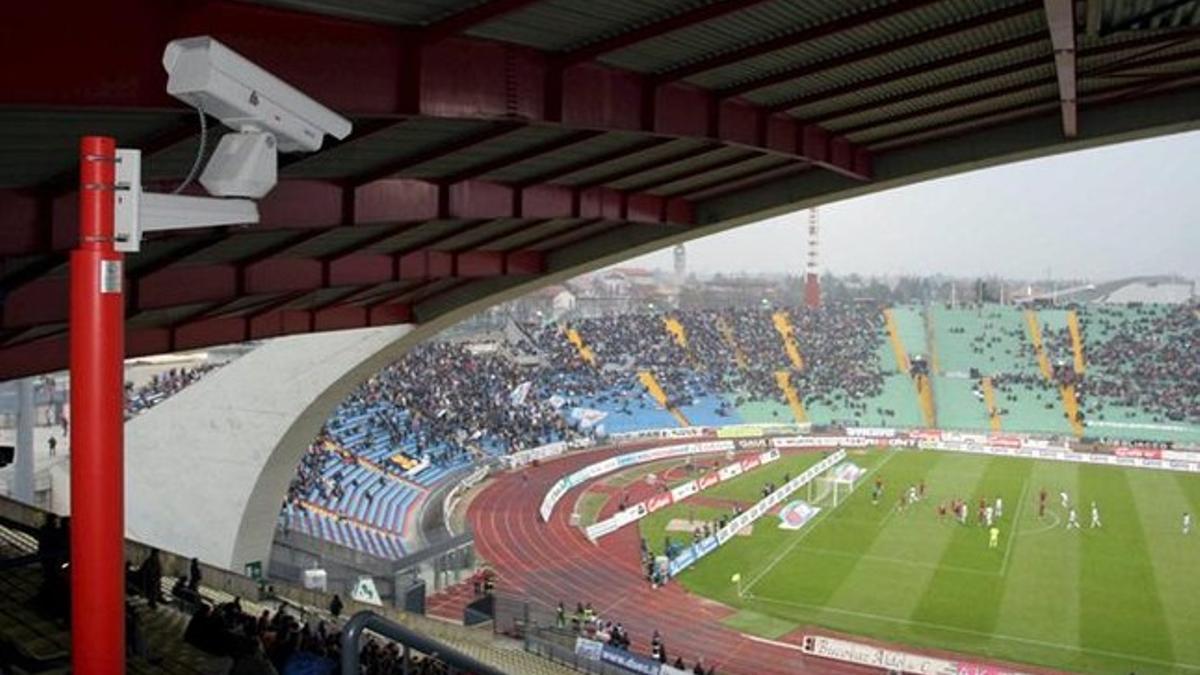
[999, 475, 1031, 577]
[742, 451, 897, 596]
[747, 594, 1200, 672]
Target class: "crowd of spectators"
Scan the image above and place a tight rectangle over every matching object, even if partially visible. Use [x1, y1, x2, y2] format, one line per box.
[124, 363, 221, 418]
[183, 597, 454, 675]
[556, 600, 716, 674]
[1079, 304, 1200, 425]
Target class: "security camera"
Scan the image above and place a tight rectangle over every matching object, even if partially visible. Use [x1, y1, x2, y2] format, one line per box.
[113, 36, 354, 252]
[162, 36, 352, 198]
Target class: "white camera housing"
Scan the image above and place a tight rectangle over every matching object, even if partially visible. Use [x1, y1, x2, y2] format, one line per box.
[113, 36, 354, 251]
[163, 36, 351, 154]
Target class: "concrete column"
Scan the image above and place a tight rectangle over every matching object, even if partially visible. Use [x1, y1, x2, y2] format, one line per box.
[13, 377, 35, 504]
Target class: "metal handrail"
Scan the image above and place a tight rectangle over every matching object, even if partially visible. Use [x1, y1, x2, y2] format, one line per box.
[340, 610, 508, 675]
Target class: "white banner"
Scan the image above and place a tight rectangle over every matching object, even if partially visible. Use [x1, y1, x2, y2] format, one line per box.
[801, 635, 1029, 675]
[669, 449, 846, 576]
[584, 448, 779, 540]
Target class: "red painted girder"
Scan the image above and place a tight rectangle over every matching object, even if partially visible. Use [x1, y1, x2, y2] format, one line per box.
[652, 0, 943, 85]
[0, 301, 417, 379]
[765, 33, 1047, 114]
[0, 1, 870, 180]
[718, 1, 1044, 99]
[0, 175, 695, 259]
[1, 248, 545, 329]
[1043, 0, 1079, 137]
[557, 0, 777, 67]
[422, 0, 545, 43]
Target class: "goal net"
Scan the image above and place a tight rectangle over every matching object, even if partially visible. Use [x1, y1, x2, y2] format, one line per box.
[808, 460, 865, 508]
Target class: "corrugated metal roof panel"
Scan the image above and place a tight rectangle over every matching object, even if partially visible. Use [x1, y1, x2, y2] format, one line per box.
[826, 62, 1056, 132]
[186, 230, 302, 266]
[609, 146, 747, 189]
[282, 118, 484, 180]
[246, 0, 461, 26]
[434, 218, 528, 250]
[470, 0, 707, 53]
[561, 138, 708, 186]
[786, 38, 1051, 120]
[851, 80, 1059, 143]
[285, 223, 405, 257]
[476, 218, 578, 249]
[651, 154, 787, 195]
[1096, 0, 1200, 34]
[601, 0, 881, 75]
[378, 219, 479, 252]
[488, 131, 638, 182]
[0, 110, 187, 188]
[411, 125, 569, 179]
[728, 6, 1047, 102]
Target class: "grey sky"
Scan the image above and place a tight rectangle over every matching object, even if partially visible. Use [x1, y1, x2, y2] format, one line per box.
[624, 129, 1200, 281]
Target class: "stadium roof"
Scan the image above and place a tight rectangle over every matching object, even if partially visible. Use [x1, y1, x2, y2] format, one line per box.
[2, 0, 1199, 377]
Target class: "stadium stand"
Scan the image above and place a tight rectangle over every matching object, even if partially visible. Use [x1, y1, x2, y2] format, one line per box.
[0, 496, 572, 675]
[281, 301, 1200, 557]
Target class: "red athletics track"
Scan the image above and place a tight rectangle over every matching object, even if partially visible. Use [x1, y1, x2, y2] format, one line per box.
[467, 445, 871, 675]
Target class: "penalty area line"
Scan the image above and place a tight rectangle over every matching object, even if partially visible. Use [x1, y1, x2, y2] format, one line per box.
[742, 451, 898, 597]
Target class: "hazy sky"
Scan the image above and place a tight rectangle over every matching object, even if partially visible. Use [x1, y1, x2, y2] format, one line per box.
[624, 129, 1200, 281]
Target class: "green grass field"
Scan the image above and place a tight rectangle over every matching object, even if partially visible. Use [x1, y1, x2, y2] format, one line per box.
[638, 449, 1200, 674]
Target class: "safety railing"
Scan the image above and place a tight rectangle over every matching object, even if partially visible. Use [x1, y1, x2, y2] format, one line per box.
[340, 610, 507, 675]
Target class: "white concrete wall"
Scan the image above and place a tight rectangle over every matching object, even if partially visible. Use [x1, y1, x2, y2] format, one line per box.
[124, 324, 413, 572]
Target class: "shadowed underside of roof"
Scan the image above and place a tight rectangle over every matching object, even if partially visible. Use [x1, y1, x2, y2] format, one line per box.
[0, 0, 1198, 377]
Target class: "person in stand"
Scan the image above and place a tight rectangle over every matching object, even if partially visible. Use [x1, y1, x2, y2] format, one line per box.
[47, 436, 56, 457]
[329, 593, 344, 618]
[139, 548, 163, 609]
[188, 557, 203, 592]
[556, 601, 566, 629]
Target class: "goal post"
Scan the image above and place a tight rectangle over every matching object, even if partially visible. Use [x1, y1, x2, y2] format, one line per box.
[808, 460, 865, 508]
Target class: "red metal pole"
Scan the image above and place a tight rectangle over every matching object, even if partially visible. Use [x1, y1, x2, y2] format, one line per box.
[71, 136, 125, 672]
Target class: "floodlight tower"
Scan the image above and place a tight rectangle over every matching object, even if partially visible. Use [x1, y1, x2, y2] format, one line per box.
[673, 244, 687, 285]
[804, 207, 821, 308]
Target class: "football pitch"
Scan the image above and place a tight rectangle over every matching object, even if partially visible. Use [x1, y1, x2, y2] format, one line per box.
[638, 448, 1200, 674]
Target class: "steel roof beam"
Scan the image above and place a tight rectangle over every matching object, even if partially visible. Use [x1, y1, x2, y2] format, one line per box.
[558, 0, 776, 66]
[423, 0, 546, 43]
[625, 152, 765, 193]
[671, 159, 800, 200]
[439, 130, 605, 185]
[718, 1, 1043, 99]
[653, 0, 944, 84]
[1044, 0, 1079, 137]
[347, 122, 525, 187]
[573, 145, 724, 191]
[516, 137, 676, 187]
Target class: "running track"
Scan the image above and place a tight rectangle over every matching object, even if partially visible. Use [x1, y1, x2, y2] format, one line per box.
[467, 446, 869, 675]
[467, 446, 1063, 675]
